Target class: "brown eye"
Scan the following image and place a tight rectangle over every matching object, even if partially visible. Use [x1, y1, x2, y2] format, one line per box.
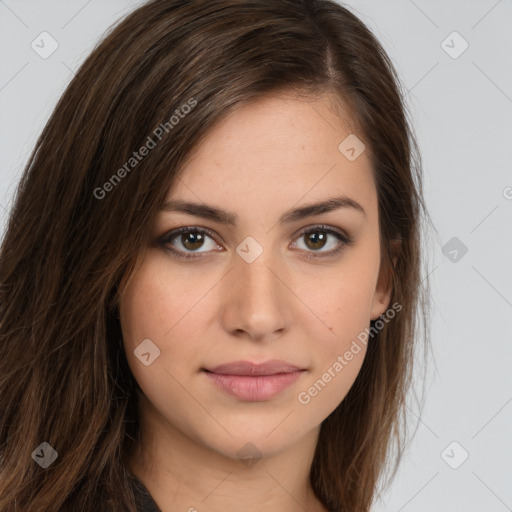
[160, 224, 352, 262]
[160, 227, 221, 260]
[179, 231, 206, 251]
[303, 231, 328, 251]
[292, 225, 352, 260]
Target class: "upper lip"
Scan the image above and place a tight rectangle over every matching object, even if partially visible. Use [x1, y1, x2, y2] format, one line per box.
[204, 359, 304, 376]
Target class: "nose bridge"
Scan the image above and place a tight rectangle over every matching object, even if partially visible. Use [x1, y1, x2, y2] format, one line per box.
[221, 245, 288, 339]
[239, 252, 278, 301]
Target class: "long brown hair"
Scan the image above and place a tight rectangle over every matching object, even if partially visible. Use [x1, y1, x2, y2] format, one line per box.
[0, 1, 433, 510]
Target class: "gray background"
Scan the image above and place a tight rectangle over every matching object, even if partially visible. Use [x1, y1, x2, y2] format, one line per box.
[1, 1, 511, 510]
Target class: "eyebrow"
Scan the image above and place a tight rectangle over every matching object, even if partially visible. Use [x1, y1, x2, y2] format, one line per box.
[159, 195, 367, 225]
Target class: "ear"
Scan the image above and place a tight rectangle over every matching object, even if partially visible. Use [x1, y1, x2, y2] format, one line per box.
[370, 239, 401, 320]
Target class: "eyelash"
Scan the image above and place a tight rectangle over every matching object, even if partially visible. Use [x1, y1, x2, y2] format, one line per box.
[159, 225, 353, 261]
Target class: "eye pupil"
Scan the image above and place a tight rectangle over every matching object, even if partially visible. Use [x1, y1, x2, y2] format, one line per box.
[305, 232, 327, 250]
[182, 231, 204, 250]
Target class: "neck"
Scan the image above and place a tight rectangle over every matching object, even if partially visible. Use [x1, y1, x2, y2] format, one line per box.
[126, 394, 328, 512]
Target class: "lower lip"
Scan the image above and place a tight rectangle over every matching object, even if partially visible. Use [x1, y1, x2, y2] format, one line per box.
[204, 370, 304, 401]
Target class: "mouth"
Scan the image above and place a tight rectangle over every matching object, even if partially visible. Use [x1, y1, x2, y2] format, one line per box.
[202, 359, 306, 401]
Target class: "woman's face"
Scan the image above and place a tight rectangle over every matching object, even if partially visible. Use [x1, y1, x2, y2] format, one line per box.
[119, 92, 393, 461]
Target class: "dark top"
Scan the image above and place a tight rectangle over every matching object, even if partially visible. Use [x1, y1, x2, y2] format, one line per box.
[129, 474, 161, 512]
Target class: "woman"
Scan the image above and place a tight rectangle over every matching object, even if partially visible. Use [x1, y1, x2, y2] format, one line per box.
[0, 0, 433, 510]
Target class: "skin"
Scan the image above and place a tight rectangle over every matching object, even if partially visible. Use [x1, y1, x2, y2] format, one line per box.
[119, 92, 394, 512]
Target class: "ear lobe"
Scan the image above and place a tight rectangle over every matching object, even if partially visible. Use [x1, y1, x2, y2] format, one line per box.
[370, 239, 401, 320]
[370, 268, 393, 320]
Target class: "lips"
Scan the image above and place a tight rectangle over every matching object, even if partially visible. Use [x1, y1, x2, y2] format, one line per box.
[202, 359, 306, 401]
[204, 359, 303, 376]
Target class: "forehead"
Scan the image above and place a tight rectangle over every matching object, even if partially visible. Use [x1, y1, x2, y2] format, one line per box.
[167, 93, 377, 223]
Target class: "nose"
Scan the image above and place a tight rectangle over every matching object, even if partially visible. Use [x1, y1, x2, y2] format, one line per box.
[219, 249, 289, 342]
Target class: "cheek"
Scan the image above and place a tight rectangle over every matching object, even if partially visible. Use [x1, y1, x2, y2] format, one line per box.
[118, 265, 197, 416]
[296, 283, 371, 416]
[294, 258, 377, 405]
[119, 274, 166, 347]
[296, 345, 367, 423]
[119, 257, 213, 387]
[120, 256, 200, 345]
[304, 263, 379, 345]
